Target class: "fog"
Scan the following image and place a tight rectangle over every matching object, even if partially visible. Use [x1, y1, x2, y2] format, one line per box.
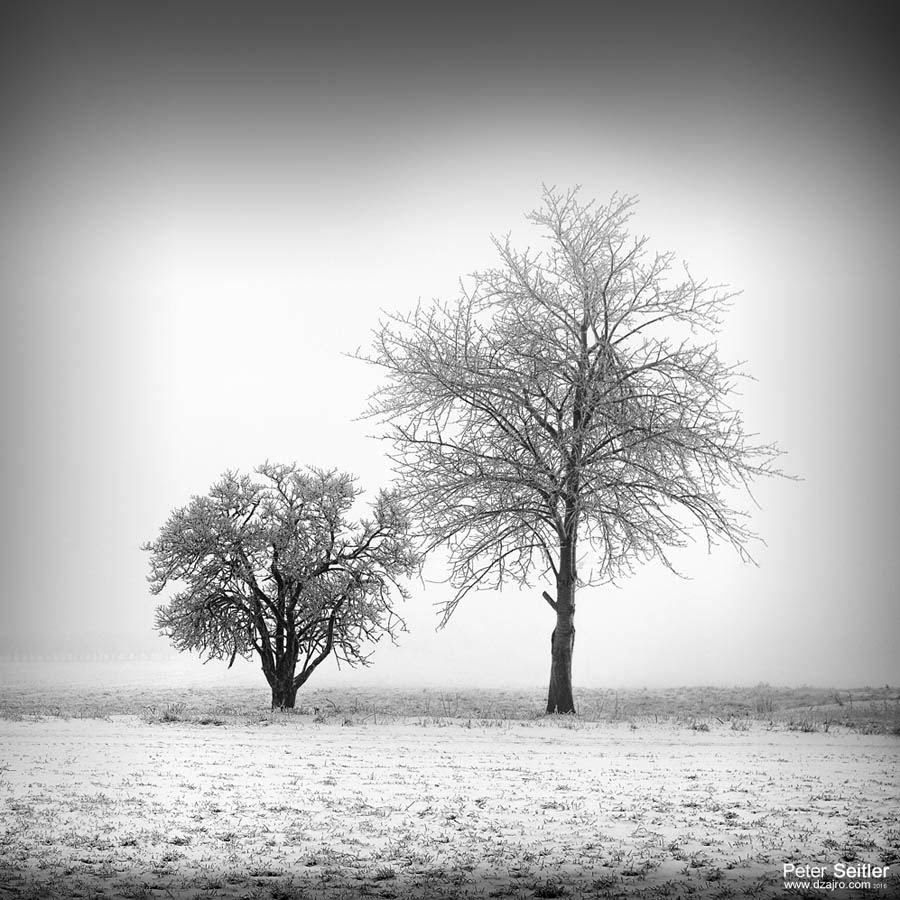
[2, 2, 898, 690]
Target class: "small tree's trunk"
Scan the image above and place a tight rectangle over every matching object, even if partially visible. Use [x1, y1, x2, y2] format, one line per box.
[267, 650, 299, 710]
[546, 541, 577, 714]
[270, 678, 298, 709]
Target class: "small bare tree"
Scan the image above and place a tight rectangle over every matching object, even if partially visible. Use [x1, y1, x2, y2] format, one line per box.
[145, 463, 418, 708]
[362, 188, 782, 713]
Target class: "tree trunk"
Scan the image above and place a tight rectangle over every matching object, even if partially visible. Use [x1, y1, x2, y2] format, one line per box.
[546, 607, 576, 713]
[268, 651, 300, 709]
[546, 542, 577, 714]
[270, 677, 298, 709]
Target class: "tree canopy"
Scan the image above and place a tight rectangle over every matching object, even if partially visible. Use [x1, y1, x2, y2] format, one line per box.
[145, 463, 418, 707]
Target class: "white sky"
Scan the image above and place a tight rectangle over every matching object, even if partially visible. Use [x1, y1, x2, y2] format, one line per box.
[2, 3, 898, 688]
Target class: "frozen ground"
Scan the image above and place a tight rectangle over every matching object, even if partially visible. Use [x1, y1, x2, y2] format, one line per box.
[1, 709, 898, 899]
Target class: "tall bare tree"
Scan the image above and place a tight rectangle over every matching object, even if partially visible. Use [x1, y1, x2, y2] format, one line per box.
[362, 188, 782, 713]
[145, 463, 417, 708]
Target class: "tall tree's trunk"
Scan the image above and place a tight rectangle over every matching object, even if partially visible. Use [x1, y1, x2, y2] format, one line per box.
[547, 607, 576, 713]
[546, 542, 577, 714]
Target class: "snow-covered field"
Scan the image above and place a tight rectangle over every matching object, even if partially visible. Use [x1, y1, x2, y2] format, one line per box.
[1, 701, 898, 899]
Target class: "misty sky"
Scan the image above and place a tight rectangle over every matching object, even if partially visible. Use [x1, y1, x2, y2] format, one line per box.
[1, 2, 898, 688]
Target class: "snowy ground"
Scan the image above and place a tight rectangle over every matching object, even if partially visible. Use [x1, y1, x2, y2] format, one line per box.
[1, 711, 898, 899]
